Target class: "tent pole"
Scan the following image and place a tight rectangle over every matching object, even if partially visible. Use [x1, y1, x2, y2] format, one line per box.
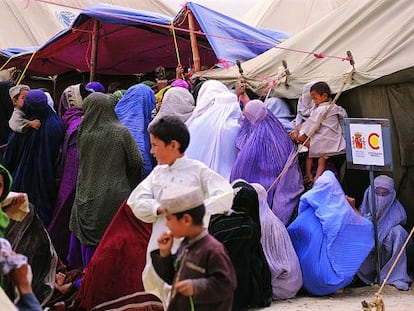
[188, 10, 200, 72]
[369, 166, 381, 284]
[89, 20, 99, 82]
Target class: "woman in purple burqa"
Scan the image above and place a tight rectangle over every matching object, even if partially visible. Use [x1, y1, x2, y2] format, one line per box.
[47, 84, 90, 263]
[358, 175, 412, 290]
[230, 100, 303, 225]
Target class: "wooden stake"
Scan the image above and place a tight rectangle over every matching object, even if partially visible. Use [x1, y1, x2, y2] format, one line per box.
[89, 19, 99, 82]
[188, 10, 200, 72]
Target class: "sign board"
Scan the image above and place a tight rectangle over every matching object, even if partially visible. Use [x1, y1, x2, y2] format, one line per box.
[344, 118, 392, 171]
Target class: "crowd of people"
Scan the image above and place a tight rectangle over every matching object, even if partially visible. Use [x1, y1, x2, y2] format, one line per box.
[0, 68, 412, 310]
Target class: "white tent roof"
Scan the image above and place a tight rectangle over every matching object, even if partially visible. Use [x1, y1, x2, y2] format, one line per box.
[0, 0, 175, 49]
[166, 0, 259, 20]
[198, 0, 414, 99]
[241, 0, 348, 34]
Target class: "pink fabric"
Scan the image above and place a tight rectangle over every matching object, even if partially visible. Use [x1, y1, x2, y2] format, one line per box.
[171, 79, 189, 90]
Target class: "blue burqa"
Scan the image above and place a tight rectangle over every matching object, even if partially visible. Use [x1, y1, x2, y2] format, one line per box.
[3, 89, 65, 225]
[115, 84, 155, 178]
[287, 170, 374, 296]
[358, 175, 412, 290]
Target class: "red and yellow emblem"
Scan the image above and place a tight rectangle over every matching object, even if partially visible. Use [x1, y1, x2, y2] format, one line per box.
[368, 133, 380, 150]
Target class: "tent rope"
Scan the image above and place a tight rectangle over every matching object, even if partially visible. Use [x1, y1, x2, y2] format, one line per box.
[170, 21, 182, 67]
[0, 56, 13, 72]
[266, 67, 355, 193]
[16, 50, 37, 86]
[361, 225, 414, 311]
[378, 225, 414, 294]
[170, 21, 185, 79]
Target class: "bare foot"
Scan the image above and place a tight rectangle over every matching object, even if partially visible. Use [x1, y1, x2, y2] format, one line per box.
[303, 175, 314, 190]
[56, 282, 72, 294]
[55, 272, 66, 286]
[303, 174, 313, 184]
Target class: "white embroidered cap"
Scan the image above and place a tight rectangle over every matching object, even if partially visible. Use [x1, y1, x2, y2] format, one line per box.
[9, 84, 30, 99]
[161, 186, 204, 214]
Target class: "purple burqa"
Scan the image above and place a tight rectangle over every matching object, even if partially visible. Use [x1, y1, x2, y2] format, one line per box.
[48, 107, 83, 263]
[230, 100, 303, 225]
[358, 175, 412, 290]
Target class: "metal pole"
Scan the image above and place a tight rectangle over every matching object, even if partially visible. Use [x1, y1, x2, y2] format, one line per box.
[369, 166, 381, 283]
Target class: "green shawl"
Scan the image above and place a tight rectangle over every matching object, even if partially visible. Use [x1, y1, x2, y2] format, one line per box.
[0, 164, 12, 237]
[69, 93, 143, 246]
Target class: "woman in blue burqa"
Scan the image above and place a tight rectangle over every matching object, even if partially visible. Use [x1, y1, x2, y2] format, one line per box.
[230, 99, 303, 225]
[115, 83, 156, 178]
[358, 175, 412, 290]
[287, 170, 374, 295]
[3, 89, 65, 226]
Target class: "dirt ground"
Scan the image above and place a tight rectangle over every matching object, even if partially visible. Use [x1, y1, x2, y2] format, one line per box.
[255, 285, 414, 311]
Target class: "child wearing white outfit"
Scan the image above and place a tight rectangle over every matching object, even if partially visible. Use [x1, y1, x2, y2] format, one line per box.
[290, 82, 347, 185]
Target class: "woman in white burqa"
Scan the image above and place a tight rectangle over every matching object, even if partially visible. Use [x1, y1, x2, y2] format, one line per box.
[185, 80, 241, 180]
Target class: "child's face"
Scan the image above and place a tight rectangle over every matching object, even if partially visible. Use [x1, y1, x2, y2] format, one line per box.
[13, 90, 28, 109]
[165, 212, 187, 238]
[0, 175, 4, 198]
[150, 134, 180, 165]
[310, 90, 329, 105]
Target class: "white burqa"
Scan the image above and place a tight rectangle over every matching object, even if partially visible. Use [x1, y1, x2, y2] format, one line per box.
[251, 183, 303, 299]
[185, 80, 241, 180]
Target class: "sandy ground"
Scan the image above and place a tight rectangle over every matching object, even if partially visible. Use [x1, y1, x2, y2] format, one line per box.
[254, 285, 414, 311]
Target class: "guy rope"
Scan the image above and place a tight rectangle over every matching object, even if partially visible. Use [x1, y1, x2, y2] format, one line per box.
[267, 51, 355, 193]
[361, 226, 414, 311]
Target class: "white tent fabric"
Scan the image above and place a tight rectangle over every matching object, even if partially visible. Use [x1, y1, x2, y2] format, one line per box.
[241, 0, 348, 35]
[166, 0, 259, 20]
[0, 0, 175, 49]
[198, 0, 414, 99]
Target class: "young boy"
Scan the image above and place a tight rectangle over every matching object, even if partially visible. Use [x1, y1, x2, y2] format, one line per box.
[127, 116, 234, 306]
[151, 186, 236, 311]
[290, 82, 347, 186]
[8, 85, 41, 133]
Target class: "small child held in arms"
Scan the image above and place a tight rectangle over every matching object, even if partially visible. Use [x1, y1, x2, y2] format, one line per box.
[151, 186, 236, 311]
[290, 81, 347, 186]
[8, 85, 41, 133]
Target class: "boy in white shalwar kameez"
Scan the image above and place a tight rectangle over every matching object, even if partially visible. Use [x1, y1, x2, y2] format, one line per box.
[8, 85, 42, 133]
[127, 116, 234, 308]
[290, 82, 347, 185]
